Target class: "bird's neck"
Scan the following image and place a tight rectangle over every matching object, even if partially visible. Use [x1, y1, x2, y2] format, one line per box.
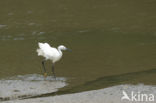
[58, 47, 63, 55]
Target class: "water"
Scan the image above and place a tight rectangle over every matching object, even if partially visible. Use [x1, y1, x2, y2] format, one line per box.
[0, 0, 156, 98]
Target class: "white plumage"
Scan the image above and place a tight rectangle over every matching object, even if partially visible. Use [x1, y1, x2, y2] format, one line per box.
[36, 42, 70, 78]
[37, 42, 67, 63]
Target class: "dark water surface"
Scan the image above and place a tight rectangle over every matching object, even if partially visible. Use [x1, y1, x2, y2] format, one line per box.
[0, 0, 156, 92]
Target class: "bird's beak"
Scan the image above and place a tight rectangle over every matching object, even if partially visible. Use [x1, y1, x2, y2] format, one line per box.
[66, 48, 72, 52]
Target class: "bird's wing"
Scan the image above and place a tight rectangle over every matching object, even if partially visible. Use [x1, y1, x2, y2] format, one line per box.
[37, 42, 58, 59]
[39, 42, 56, 51]
[38, 42, 52, 49]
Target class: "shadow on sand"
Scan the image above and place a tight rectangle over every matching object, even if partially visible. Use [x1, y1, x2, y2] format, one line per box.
[29, 68, 156, 99]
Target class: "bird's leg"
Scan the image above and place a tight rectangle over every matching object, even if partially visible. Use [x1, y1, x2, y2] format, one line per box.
[52, 63, 56, 80]
[42, 60, 47, 78]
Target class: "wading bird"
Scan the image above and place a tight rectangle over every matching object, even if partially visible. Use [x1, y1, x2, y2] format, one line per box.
[37, 42, 71, 79]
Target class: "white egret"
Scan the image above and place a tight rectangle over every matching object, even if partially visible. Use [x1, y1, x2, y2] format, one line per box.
[36, 42, 71, 79]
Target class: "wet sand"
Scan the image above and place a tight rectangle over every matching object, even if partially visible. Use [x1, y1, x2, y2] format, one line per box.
[2, 84, 156, 103]
[0, 74, 66, 101]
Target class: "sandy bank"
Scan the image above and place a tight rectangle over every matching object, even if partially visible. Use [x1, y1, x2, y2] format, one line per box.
[0, 74, 66, 101]
[2, 84, 156, 103]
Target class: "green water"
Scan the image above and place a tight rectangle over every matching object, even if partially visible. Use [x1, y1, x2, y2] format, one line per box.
[0, 0, 156, 91]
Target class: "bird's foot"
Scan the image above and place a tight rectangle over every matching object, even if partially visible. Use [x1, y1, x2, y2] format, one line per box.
[43, 73, 47, 78]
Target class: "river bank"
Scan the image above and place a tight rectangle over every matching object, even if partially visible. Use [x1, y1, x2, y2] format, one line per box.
[2, 84, 156, 103]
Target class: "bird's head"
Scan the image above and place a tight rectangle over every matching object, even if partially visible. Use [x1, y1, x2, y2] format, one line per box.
[58, 45, 71, 51]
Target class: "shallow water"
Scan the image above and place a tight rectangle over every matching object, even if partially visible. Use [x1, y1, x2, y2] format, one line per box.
[0, 0, 156, 96]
